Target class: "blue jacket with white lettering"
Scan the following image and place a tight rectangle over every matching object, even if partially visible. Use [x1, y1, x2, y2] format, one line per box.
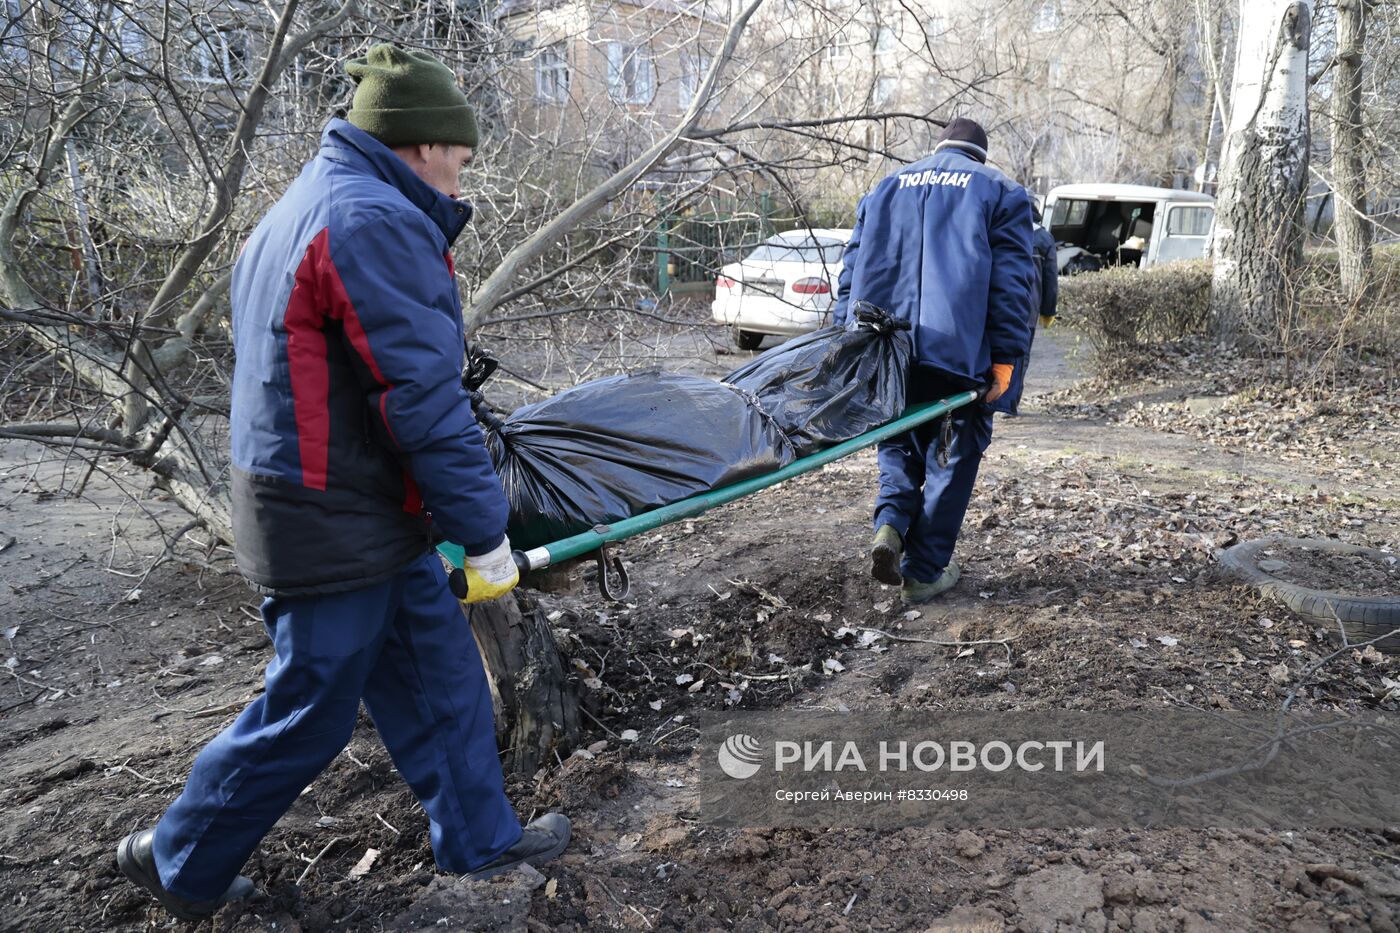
[834, 146, 1035, 389]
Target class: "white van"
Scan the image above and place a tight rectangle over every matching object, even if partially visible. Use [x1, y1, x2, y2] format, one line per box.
[1043, 184, 1215, 275]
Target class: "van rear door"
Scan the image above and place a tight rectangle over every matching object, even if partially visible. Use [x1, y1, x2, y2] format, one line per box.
[1156, 204, 1215, 265]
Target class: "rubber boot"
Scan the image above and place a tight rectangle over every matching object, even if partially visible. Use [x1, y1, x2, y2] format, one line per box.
[900, 561, 961, 605]
[870, 524, 904, 586]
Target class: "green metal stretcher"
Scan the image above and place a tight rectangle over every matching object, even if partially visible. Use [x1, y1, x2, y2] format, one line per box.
[438, 389, 981, 601]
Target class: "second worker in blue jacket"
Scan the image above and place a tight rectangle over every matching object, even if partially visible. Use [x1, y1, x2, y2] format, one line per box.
[834, 119, 1035, 604]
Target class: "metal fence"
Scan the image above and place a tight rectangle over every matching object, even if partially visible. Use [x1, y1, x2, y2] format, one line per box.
[653, 194, 855, 294]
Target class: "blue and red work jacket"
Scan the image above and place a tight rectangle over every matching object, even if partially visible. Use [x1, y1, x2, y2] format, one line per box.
[229, 119, 506, 595]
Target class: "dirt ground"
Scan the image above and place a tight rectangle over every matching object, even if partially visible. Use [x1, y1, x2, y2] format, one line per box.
[2, 322, 1399, 932]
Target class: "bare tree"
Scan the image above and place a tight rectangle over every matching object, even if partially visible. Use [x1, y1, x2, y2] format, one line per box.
[1210, 0, 1313, 346]
[1331, 0, 1371, 301]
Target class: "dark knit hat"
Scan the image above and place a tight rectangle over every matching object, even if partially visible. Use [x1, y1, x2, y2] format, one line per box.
[935, 117, 989, 163]
[346, 44, 478, 148]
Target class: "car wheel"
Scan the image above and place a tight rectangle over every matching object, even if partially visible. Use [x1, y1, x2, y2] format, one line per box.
[733, 329, 764, 351]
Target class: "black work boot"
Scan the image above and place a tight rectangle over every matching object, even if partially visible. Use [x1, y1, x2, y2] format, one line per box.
[116, 828, 254, 922]
[870, 525, 904, 586]
[468, 812, 571, 880]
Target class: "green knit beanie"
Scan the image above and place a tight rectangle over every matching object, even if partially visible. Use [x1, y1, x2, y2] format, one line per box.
[345, 44, 479, 149]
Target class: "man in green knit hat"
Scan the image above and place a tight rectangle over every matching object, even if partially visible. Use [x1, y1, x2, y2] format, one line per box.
[115, 44, 570, 922]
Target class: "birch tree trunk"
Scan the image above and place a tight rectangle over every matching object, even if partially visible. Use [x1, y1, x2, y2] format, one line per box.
[1209, 0, 1312, 347]
[1332, 0, 1371, 303]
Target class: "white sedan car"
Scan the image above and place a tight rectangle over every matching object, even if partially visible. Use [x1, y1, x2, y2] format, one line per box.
[711, 228, 852, 349]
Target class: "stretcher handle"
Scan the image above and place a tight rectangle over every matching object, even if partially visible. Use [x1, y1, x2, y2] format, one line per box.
[447, 550, 531, 601]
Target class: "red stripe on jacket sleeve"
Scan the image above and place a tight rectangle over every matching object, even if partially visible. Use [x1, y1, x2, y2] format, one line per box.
[322, 244, 402, 449]
[283, 230, 333, 490]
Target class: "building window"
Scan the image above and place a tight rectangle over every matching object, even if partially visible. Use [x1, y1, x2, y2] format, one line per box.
[2, 0, 28, 62]
[606, 41, 654, 104]
[874, 75, 897, 107]
[1032, 0, 1061, 33]
[534, 41, 569, 102]
[186, 26, 250, 83]
[680, 52, 712, 107]
[875, 25, 898, 55]
[114, 8, 147, 58]
[976, 11, 996, 43]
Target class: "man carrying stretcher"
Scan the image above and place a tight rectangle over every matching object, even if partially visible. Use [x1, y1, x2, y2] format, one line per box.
[835, 118, 1036, 605]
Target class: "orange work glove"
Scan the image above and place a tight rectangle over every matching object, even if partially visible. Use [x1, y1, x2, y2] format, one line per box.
[985, 363, 1014, 403]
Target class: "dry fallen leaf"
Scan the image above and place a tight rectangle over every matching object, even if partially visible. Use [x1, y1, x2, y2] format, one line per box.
[347, 847, 379, 880]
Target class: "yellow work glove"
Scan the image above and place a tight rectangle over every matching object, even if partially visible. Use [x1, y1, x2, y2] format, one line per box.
[461, 538, 520, 604]
[985, 363, 1014, 403]
[1039, 315, 1055, 329]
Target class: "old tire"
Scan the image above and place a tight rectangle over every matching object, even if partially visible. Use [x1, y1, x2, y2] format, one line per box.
[733, 328, 764, 350]
[1217, 536, 1400, 651]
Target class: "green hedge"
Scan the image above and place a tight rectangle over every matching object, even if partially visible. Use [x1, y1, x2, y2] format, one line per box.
[1060, 248, 1400, 373]
[1058, 259, 1213, 358]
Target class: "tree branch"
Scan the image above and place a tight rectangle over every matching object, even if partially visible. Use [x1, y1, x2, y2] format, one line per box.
[463, 0, 767, 331]
[688, 110, 947, 141]
[145, 0, 359, 328]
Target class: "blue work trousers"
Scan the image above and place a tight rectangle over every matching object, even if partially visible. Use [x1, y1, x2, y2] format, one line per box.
[874, 373, 993, 583]
[152, 552, 522, 900]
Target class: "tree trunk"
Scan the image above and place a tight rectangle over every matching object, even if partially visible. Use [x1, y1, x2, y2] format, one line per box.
[1209, 0, 1312, 347]
[1196, 78, 1216, 192]
[468, 595, 581, 775]
[1158, 47, 1182, 187]
[1332, 0, 1370, 302]
[1195, 5, 1228, 195]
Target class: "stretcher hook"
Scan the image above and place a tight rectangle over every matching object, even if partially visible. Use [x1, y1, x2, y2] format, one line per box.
[590, 528, 631, 602]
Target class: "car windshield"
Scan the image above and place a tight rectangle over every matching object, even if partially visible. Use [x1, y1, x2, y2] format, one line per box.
[745, 236, 846, 264]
